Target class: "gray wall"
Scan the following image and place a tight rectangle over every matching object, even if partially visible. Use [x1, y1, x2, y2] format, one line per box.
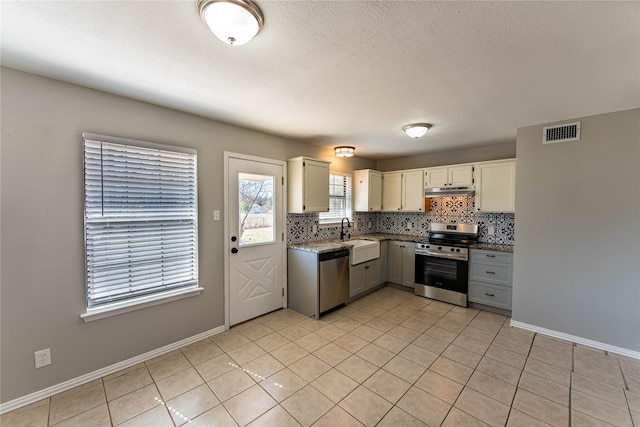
[0, 67, 375, 403]
[513, 109, 640, 352]
[376, 141, 516, 171]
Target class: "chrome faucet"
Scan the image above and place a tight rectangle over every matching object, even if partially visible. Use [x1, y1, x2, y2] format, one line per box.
[340, 217, 351, 240]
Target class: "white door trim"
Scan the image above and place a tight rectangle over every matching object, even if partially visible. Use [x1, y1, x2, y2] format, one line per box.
[223, 152, 288, 330]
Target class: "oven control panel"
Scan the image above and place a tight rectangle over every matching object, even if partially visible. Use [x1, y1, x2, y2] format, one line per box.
[415, 243, 469, 260]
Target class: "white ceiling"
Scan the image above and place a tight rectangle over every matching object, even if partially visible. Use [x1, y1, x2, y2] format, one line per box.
[2, 1, 639, 159]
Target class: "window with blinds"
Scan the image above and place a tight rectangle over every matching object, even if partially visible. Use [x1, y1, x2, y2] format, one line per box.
[83, 133, 198, 309]
[319, 173, 352, 224]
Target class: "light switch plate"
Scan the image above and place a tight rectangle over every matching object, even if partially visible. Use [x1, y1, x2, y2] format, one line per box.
[213, 210, 220, 221]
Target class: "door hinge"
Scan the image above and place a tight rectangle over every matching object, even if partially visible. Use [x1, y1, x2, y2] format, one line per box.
[282, 176, 284, 185]
[472, 178, 475, 184]
[472, 166, 475, 172]
[282, 288, 284, 296]
[282, 232, 285, 241]
[303, 205, 306, 210]
[303, 162, 306, 167]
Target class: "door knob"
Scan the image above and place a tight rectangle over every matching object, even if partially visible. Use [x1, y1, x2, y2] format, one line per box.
[231, 236, 237, 242]
[231, 248, 238, 254]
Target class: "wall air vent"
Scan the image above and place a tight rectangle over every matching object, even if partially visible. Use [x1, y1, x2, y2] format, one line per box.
[543, 122, 581, 144]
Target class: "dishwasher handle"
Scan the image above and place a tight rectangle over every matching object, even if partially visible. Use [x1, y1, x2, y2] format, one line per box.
[319, 249, 350, 262]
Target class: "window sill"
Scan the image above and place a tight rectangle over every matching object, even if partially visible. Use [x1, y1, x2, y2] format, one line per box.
[81, 287, 204, 322]
[318, 220, 352, 228]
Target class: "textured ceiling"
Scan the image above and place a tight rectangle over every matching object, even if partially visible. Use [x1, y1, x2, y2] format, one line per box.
[2, 1, 639, 159]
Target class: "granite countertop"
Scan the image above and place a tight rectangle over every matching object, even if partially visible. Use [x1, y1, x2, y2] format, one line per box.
[288, 233, 424, 253]
[471, 243, 514, 253]
[289, 234, 515, 254]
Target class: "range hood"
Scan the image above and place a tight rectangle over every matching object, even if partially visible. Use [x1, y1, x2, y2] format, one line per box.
[425, 186, 475, 198]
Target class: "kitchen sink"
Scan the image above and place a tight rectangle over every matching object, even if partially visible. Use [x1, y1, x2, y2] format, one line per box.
[346, 239, 380, 265]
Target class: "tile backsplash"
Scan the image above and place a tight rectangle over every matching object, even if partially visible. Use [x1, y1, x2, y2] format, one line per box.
[287, 196, 515, 246]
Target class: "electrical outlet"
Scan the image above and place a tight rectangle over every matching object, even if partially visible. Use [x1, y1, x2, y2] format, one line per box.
[213, 210, 220, 221]
[488, 226, 495, 235]
[35, 348, 51, 368]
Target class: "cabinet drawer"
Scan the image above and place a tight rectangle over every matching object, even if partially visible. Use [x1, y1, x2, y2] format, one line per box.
[468, 282, 511, 310]
[470, 261, 512, 286]
[471, 249, 513, 263]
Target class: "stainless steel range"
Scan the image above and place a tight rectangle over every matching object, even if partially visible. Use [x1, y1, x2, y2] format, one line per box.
[414, 223, 478, 307]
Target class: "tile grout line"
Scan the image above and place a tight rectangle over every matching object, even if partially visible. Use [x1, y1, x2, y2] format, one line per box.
[502, 324, 530, 425]
[21, 288, 636, 427]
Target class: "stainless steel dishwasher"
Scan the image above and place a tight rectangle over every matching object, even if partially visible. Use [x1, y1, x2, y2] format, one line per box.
[319, 248, 350, 313]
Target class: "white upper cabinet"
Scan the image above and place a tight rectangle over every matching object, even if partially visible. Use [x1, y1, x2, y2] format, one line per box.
[425, 167, 449, 187]
[382, 171, 402, 211]
[382, 169, 425, 212]
[474, 159, 516, 213]
[402, 169, 425, 211]
[353, 169, 382, 212]
[287, 157, 330, 213]
[425, 164, 474, 187]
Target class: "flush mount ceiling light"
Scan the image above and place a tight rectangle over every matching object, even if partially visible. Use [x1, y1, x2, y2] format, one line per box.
[334, 146, 355, 157]
[197, 0, 264, 46]
[402, 123, 432, 138]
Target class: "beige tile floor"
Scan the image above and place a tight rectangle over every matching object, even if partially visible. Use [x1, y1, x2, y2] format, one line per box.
[2, 286, 639, 427]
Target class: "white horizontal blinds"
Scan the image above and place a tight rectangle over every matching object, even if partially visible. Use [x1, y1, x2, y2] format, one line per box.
[83, 135, 198, 308]
[319, 173, 352, 224]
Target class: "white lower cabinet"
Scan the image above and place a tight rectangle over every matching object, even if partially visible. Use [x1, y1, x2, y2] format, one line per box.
[469, 249, 513, 311]
[387, 241, 415, 289]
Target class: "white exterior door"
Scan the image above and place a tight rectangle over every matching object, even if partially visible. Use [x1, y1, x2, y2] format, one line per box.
[226, 154, 285, 326]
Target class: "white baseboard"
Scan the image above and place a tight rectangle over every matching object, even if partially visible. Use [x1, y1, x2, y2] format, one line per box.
[0, 325, 226, 415]
[510, 320, 640, 360]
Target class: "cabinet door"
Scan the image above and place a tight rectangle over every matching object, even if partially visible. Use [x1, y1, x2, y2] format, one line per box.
[349, 264, 366, 297]
[448, 165, 474, 187]
[401, 245, 415, 288]
[425, 167, 449, 187]
[382, 172, 402, 211]
[386, 241, 403, 284]
[303, 159, 330, 212]
[353, 170, 370, 212]
[402, 169, 425, 211]
[475, 160, 516, 212]
[369, 171, 383, 211]
[364, 261, 381, 290]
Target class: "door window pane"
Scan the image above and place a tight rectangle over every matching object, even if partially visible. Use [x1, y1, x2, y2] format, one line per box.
[238, 173, 275, 245]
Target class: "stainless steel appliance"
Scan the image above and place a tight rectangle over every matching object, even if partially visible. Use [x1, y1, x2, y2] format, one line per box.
[288, 247, 349, 319]
[424, 186, 474, 198]
[414, 223, 478, 307]
[319, 248, 350, 313]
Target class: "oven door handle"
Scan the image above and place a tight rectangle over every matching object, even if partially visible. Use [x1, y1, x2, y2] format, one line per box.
[416, 250, 468, 261]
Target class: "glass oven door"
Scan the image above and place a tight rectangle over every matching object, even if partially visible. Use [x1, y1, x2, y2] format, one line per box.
[415, 253, 468, 294]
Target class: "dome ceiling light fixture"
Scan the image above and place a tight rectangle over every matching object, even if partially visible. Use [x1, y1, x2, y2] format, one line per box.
[402, 123, 432, 139]
[334, 146, 355, 157]
[197, 0, 264, 46]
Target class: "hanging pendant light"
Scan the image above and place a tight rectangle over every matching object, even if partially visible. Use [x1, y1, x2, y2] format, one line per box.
[402, 123, 432, 138]
[198, 0, 264, 46]
[334, 146, 355, 157]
